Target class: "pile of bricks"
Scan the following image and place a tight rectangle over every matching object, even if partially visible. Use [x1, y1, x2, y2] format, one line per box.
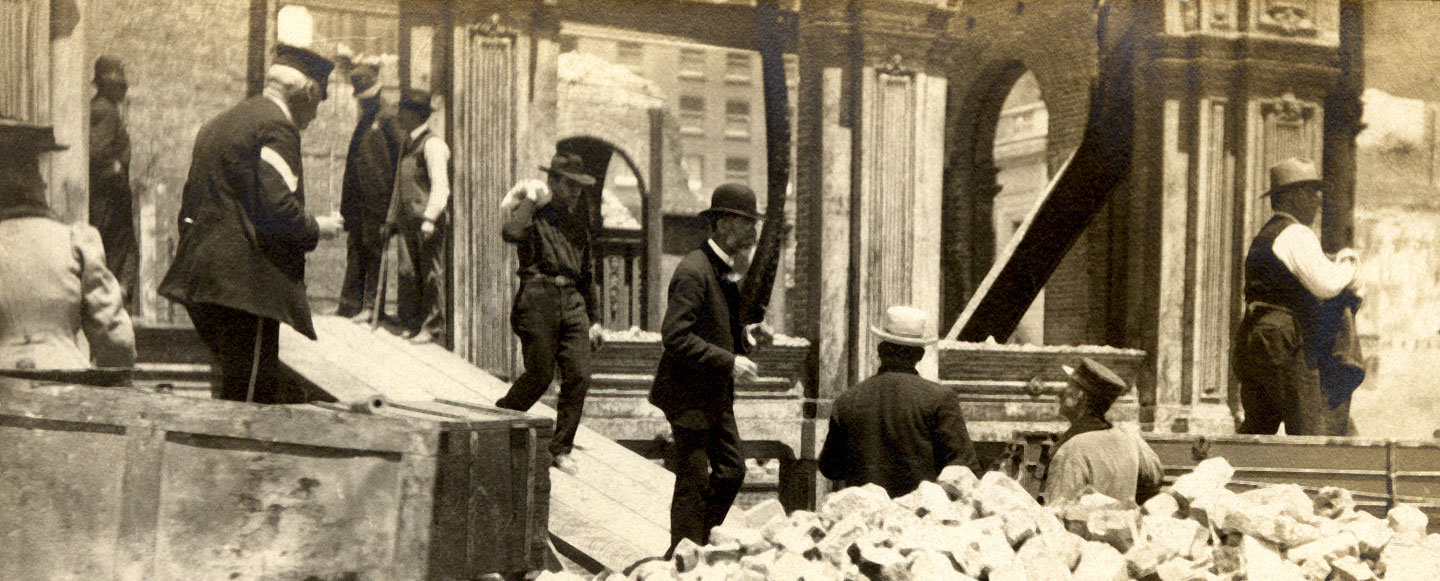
[538, 458, 1440, 580]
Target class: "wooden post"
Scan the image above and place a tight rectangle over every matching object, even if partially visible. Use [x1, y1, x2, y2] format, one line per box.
[646, 108, 665, 330]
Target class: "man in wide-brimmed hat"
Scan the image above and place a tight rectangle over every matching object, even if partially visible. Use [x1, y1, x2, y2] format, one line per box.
[819, 305, 982, 497]
[1044, 358, 1162, 504]
[649, 183, 774, 554]
[88, 55, 138, 309]
[498, 150, 602, 476]
[1233, 157, 1362, 435]
[335, 61, 403, 324]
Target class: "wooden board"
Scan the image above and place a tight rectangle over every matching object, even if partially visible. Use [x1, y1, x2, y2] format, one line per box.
[280, 316, 676, 571]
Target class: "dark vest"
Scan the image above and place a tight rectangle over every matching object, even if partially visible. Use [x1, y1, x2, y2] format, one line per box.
[1244, 213, 1318, 317]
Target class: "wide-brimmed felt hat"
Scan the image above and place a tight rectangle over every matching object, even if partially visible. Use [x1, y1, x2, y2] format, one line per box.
[1061, 357, 1129, 403]
[93, 55, 126, 85]
[0, 121, 68, 152]
[274, 44, 335, 98]
[870, 305, 937, 347]
[350, 63, 380, 98]
[1262, 157, 1325, 197]
[701, 183, 762, 221]
[539, 152, 597, 187]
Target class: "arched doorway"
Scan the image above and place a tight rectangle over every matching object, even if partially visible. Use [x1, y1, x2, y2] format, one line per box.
[989, 70, 1049, 344]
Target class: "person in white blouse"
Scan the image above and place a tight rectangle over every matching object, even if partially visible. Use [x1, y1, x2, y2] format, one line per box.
[1234, 157, 1361, 435]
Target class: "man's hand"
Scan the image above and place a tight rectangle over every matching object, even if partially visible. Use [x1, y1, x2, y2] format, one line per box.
[745, 322, 775, 350]
[732, 355, 758, 382]
[1335, 247, 1360, 265]
[588, 323, 605, 350]
[420, 218, 436, 239]
[316, 214, 344, 240]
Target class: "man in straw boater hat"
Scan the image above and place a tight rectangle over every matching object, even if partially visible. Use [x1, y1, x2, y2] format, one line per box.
[498, 150, 604, 476]
[1044, 358, 1163, 505]
[159, 44, 344, 404]
[819, 305, 981, 497]
[649, 183, 774, 555]
[1233, 157, 1362, 436]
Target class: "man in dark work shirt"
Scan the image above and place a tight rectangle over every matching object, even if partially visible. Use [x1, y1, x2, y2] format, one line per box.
[497, 151, 603, 475]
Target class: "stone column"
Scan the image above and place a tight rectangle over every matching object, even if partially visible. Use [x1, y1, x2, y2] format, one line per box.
[1128, 0, 1341, 433]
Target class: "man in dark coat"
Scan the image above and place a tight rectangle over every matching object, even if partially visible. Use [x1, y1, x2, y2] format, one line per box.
[335, 62, 402, 321]
[819, 305, 981, 497]
[1233, 157, 1362, 435]
[159, 45, 343, 404]
[649, 183, 768, 555]
[88, 56, 138, 308]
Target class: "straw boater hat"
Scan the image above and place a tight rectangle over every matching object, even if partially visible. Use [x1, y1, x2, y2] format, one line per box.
[870, 306, 937, 347]
[1061, 357, 1130, 403]
[1262, 157, 1325, 198]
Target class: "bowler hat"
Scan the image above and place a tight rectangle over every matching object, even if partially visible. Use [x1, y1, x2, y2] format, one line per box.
[274, 44, 335, 98]
[870, 305, 937, 347]
[701, 183, 762, 221]
[350, 63, 380, 98]
[93, 55, 126, 85]
[399, 88, 433, 116]
[0, 120, 68, 152]
[539, 152, 597, 187]
[1262, 157, 1325, 197]
[1061, 358, 1129, 403]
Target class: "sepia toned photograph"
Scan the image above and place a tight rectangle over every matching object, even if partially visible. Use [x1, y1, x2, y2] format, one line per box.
[3, 0, 1440, 579]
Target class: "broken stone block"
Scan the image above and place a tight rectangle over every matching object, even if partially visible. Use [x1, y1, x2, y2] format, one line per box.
[1153, 557, 1208, 581]
[880, 506, 924, 538]
[1000, 508, 1040, 547]
[1239, 535, 1298, 581]
[1015, 530, 1085, 571]
[1084, 508, 1138, 552]
[768, 550, 813, 581]
[1023, 555, 1073, 581]
[1071, 541, 1127, 581]
[895, 481, 953, 517]
[1142, 491, 1181, 518]
[698, 542, 743, 567]
[1387, 504, 1429, 538]
[672, 538, 703, 573]
[1329, 555, 1377, 581]
[986, 560, 1029, 581]
[1123, 542, 1173, 578]
[820, 483, 892, 523]
[1296, 557, 1331, 581]
[816, 515, 868, 564]
[743, 498, 787, 529]
[1285, 531, 1357, 564]
[1186, 488, 1238, 529]
[630, 557, 680, 581]
[1338, 511, 1392, 558]
[738, 549, 775, 577]
[937, 465, 980, 501]
[907, 549, 970, 581]
[894, 523, 962, 556]
[850, 537, 908, 581]
[974, 470, 1040, 516]
[925, 500, 975, 524]
[766, 524, 816, 556]
[1312, 486, 1356, 520]
[1170, 457, 1234, 503]
[1220, 498, 1321, 548]
[1239, 484, 1320, 525]
[972, 530, 1017, 577]
[1378, 539, 1440, 581]
[1139, 514, 1209, 561]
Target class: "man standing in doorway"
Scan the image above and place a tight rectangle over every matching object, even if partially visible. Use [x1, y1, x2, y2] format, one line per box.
[649, 184, 770, 555]
[498, 151, 604, 476]
[89, 55, 138, 309]
[391, 89, 451, 345]
[1234, 157, 1362, 435]
[159, 45, 343, 403]
[335, 62, 402, 323]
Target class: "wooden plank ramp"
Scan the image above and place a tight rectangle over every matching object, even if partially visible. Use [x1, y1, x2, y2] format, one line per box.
[279, 315, 673, 572]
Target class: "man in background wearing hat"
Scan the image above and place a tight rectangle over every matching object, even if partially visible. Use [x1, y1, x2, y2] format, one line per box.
[389, 88, 451, 345]
[498, 150, 604, 475]
[89, 55, 138, 309]
[1044, 358, 1163, 505]
[819, 305, 981, 497]
[1234, 157, 1362, 435]
[649, 183, 773, 554]
[335, 61, 402, 323]
[159, 44, 343, 404]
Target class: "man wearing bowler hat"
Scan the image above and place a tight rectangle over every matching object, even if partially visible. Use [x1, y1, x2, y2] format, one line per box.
[649, 183, 773, 554]
[819, 305, 982, 497]
[1233, 157, 1362, 435]
[390, 88, 451, 345]
[89, 55, 138, 310]
[335, 62, 403, 323]
[160, 44, 343, 404]
[498, 150, 604, 475]
[1044, 358, 1163, 504]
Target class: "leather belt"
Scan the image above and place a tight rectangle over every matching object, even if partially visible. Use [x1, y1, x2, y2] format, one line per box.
[1247, 301, 1294, 316]
[521, 273, 576, 287]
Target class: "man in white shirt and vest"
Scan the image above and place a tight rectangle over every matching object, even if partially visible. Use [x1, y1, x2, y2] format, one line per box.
[390, 88, 451, 346]
[1234, 157, 1362, 435]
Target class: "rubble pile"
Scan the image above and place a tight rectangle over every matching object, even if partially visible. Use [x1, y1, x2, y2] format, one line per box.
[538, 458, 1440, 581]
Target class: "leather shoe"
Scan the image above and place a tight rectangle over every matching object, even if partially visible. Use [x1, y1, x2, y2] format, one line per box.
[552, 453, 579, 476]
[408, 330, 435, 345]
[348, 309, 374, 324]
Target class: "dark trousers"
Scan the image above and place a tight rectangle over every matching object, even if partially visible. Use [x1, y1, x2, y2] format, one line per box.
[497, 280, 591, 457]
[337, 220, 385, 317]
[186, 302, 282, 404]
[665, 408, 746, 555]
[396, 218, 446, 340]
[1235, 307, 1341, 435]
[89, 182, 137, 309]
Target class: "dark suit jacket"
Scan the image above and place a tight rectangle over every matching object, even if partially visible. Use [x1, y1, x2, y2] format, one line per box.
[159, 95, 320, 339]
[340, 105, 401, 228]
[649, 242, 747, 419]
[88, 95, 131, 232]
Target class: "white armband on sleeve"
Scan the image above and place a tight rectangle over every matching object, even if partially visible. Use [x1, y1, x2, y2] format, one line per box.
[260, 146, 299, 192]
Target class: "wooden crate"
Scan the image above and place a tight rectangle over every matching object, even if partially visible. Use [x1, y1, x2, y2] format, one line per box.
[0, 382, 551, 581]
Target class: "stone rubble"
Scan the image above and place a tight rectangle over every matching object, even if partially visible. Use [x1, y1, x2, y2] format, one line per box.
[540, 457, 1437, 581]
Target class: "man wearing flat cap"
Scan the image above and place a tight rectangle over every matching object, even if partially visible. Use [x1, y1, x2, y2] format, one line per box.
[335, 62, 403, 324]
[1234, 157, 1362, 435]
[1044, 358, 1162, 505]
[390, 88, 451, 345]
[650, 183, 773, 554]
[89, 55, 138, 310]
[819, 305, 982, 497]
[498, 150, 604, 475]
[160, 44, 343, 404]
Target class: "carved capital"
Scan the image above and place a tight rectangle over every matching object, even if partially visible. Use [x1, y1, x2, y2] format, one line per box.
[1261, 92, 1317, 126]
[1256, 0, 1318, 37]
